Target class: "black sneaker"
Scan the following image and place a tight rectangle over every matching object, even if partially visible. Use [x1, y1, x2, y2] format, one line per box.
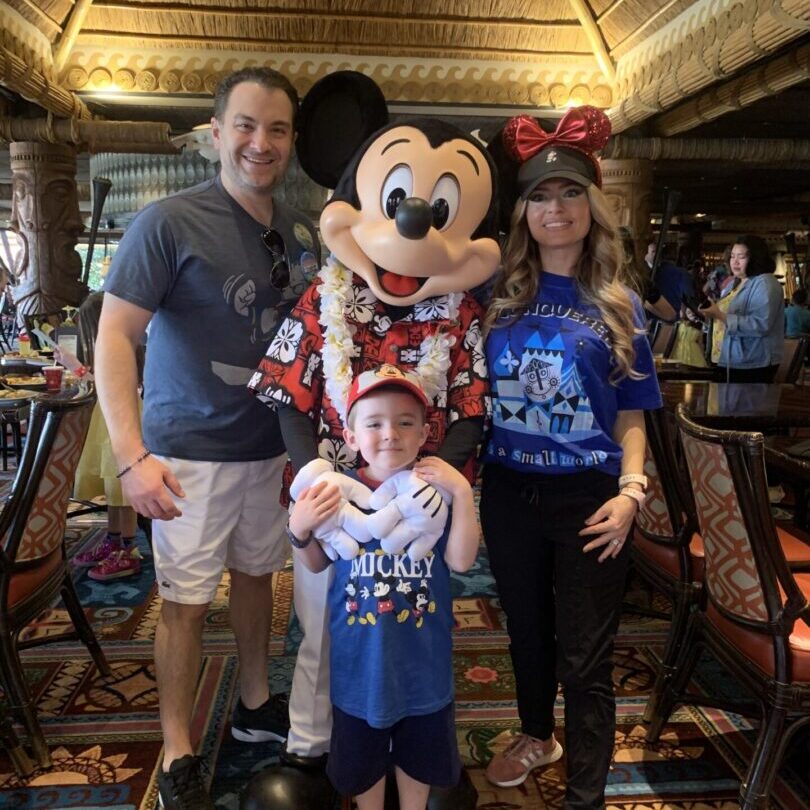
[231, 693, 290, 743]
[157, 755, 214, 809]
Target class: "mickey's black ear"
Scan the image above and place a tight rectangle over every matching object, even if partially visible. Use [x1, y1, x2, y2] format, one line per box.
[485, 122, 520, 235]
[297, 71, 389, 189]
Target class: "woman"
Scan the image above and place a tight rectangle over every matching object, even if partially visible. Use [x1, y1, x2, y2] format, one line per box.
[479, 109, 662, 807]
[699, 235, 784, 382]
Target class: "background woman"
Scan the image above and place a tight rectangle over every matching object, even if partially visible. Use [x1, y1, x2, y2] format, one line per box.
[62, 292, 145, 579]
[480, 109, 661, 808]
[699, 235, 784, 382]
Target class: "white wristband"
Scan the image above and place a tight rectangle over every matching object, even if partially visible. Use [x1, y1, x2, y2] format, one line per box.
[619, 473, 647, 491]
[619, 487, 646, 508]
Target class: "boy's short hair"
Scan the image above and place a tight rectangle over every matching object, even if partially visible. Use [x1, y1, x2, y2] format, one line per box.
[346, 365, 429, 428]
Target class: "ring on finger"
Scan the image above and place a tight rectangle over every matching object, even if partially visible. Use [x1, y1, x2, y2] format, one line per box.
[612, 538, 621, 547]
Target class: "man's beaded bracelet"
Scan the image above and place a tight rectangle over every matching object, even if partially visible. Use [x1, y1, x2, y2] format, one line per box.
[116, 449, 152, 479]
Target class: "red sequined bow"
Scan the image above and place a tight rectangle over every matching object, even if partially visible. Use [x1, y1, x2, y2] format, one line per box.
[502, 106, 612, 164]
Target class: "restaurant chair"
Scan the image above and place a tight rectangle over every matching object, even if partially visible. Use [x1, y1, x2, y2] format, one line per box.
[647, 405, 810, 810]
[650, 320, 677, 358]
[773, 337, 808, 385]
[630, 408, 703, 724]
[0, 699, 34, 777]
[0, 387, 109, 768]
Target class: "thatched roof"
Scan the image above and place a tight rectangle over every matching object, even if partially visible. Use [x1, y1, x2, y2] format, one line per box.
[6, 0, 694, 60]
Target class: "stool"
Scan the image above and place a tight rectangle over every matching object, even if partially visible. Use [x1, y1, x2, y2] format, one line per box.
[0, 409, 23, 471]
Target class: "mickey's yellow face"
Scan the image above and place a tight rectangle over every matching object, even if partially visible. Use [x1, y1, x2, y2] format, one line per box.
[320, 126, 500, 307]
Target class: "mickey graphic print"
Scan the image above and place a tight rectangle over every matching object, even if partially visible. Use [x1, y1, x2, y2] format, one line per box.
[329, 528, 453, 730]
[484, 271, 661, 476]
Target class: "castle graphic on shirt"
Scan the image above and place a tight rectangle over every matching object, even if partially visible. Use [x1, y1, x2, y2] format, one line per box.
[494, 330, 597, 437]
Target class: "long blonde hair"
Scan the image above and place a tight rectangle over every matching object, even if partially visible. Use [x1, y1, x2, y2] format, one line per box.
[484, 184, 643, 383]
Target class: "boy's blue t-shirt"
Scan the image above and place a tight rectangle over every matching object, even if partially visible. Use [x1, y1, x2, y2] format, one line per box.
[483, 272, 662, 475]
[328, 475, 454, 729]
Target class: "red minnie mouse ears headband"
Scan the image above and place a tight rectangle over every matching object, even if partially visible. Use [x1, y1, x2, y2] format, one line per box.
[502, 106, 611, 197]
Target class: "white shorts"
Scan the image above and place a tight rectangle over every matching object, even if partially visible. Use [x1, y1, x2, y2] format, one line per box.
[152, 454, 289, 605]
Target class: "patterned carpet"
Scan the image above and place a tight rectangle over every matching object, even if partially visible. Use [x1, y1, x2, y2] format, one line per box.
[1, 512, 810, 809]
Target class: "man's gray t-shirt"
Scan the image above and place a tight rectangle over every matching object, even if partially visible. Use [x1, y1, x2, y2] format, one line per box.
[104, 177, 321, 462]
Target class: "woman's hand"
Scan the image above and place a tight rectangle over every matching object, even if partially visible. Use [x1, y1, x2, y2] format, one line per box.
[579, 494, 638, 562]
[289, 481, 341, 540]
[699, 302, 724, 322]
[54, 345, 83, 372]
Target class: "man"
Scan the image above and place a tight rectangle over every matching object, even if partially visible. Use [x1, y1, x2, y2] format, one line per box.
[785, 287, 810, 337]
[96, 68, 320, 809]
[645, 241, 694, 322]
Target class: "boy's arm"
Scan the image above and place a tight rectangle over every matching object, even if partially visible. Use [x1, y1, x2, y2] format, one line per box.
[289, 482, 340, 573]
[413, 457, 479, 572]
[292, 535, 332, 573]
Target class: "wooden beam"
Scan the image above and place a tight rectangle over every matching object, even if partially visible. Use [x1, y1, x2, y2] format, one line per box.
[14, 0, 62, 36]
[651, 41, 810, 137]
[54, 0, 95, 74]
[596, 0, 629, 23]
[567, 0, 616, 83]
[609, 0, 682, 56]
[91, 2, 580, 28]
[0, 46, 91, 119]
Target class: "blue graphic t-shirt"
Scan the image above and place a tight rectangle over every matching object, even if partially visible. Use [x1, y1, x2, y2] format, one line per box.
[328, 476, 454, 728]
[482, 272, 662, 475]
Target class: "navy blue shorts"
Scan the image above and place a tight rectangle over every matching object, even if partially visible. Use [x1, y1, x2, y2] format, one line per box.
[326, 703, 461, 796]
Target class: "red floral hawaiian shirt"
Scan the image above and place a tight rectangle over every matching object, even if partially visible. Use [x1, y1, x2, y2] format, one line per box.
[249, 269, 489, 498]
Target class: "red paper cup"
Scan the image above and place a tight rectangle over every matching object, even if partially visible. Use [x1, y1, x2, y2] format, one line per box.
[43, 365, 63, 392]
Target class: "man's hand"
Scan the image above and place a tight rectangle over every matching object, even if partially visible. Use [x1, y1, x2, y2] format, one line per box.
[120, 455, 185, 520]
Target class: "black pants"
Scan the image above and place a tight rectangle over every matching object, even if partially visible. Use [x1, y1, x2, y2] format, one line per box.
[480, 464, 630, 810]
[720, 364, 778, 383]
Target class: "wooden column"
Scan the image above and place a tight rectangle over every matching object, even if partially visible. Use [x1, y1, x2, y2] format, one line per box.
[600, 158, 653, 260]
[9, 142, 88, 317]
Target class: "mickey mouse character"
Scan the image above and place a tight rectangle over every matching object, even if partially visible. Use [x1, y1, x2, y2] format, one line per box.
[344, 575, 360, 624]
[245, 71, 499, 810]
[405, 579, 433, 629]
[372, 570, 396, 615]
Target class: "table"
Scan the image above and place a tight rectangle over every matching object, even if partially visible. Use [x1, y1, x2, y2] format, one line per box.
[660, 381, 810, 431]
[654, 360, 720, 382]
[763, 436, 810, 530]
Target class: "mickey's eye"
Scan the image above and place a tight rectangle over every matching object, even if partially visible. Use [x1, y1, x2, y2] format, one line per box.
[429, 174, 460, 230]
[381, 164, 413, 219]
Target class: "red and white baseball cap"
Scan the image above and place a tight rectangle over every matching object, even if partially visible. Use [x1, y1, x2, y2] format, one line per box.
[346, 364, 429, 417]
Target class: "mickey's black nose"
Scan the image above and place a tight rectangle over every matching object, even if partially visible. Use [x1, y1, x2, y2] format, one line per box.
[395, 197, 433, 240]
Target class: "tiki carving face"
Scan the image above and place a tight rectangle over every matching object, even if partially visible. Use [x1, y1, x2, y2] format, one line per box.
[10, 143, 87, 315]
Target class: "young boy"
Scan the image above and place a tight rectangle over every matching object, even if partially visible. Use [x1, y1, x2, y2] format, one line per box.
[286, 365, 479, 810]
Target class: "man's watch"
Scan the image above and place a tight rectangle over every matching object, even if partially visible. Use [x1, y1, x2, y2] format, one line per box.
[286, 522, 313, 549]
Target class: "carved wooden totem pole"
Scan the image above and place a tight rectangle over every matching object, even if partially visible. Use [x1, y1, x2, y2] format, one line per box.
[9, 142, 88, 317]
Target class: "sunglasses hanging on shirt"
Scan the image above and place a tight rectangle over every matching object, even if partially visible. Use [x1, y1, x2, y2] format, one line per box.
[261, 228, 291, 290]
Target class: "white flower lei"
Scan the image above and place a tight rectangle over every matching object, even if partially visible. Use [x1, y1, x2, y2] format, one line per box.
[318, 256, 460, 424]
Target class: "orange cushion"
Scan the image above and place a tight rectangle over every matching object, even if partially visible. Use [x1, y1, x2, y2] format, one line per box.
[777, 525, 810, 565]
[633, 529, 704, 582]
[7, 548, 63, 608]
[705, 572, 810, 682]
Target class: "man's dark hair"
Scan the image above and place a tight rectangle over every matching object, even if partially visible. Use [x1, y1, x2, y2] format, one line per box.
[213, 67, 299, 127]
[792, 288, 808, 306]
[732, 234, 775, 277]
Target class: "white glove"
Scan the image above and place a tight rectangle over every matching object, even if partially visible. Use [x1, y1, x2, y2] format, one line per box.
[366, 470, 449, 561]
[289, 459, 373, 560]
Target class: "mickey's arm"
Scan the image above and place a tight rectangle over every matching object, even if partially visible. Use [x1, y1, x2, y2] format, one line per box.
[433, 417, 484, 471]
[279, 405, 320, 474]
